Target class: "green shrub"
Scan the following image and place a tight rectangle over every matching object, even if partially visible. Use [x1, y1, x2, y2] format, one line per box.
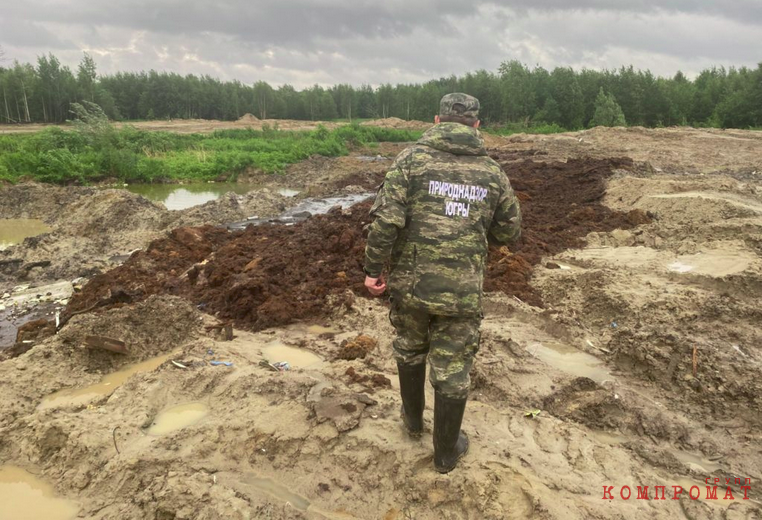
[0, 124, 419, 185]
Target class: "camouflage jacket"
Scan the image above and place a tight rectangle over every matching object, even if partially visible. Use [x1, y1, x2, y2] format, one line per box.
[364, 122, 521, 316]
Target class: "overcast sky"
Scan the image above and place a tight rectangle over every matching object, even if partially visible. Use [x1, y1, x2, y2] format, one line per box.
[1, 1, 760, 88]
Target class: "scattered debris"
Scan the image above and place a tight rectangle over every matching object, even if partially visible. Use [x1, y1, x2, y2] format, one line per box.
[85, 335, 128, 355]
[337, 334, 378, 360]
[344, 367, 392, 390]
[258, 360, 280, 372]
[312, 393, 369, 432]
[205, 321, 233, 341]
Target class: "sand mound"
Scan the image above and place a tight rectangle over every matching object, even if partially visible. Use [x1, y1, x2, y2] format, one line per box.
[237, 113, 260, 123]
[0, 184, 289, 284]
[0, 183, 94, 222]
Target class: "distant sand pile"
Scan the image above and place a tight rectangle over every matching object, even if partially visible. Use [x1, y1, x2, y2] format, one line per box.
[237, 113, 261, 123]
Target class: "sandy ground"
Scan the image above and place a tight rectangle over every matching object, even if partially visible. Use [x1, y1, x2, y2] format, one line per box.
[486, 126, 762, 176]
[0, 117, 432, 135]
[1, 127, 761, 519]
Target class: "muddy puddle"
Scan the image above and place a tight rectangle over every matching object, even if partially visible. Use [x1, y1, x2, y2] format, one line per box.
[246, 475, 358, 519]
[671, 450, 723, 474]
[288, 323, 340, 335]
[249, 476, 311, 511]
[262, 341, 323, 369]
[1, 280, 74, 349]
[588, 431, 724, 473]
[650, 191, 762, 214]
[566, 246, 756, 278]
[146, 402, 210, 435]
[666, 250, 754, 277]
[527, 341, 612, 383]
[2, 280, 73, 307]
[0, 465, 78, 520]
[228, 192, 372, 230]
[588, 430, 627, 445]
[39, 352, 174, 409]
[124, 183, 299, 211]
[0, 219, 51, 251]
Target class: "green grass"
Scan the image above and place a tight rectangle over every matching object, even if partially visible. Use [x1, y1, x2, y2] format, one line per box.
[482, 123, 568, 136]
[0, 124, 421, 185]
[329, 118, 374, 124]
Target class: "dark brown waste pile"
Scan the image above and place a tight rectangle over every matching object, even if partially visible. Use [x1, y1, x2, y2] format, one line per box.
[64, 206, 369, 331]
[64, 156, 648, 332]
[486, 155, 650, 306]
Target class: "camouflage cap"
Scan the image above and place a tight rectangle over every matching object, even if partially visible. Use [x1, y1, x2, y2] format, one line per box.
[439, 93, 480, 119]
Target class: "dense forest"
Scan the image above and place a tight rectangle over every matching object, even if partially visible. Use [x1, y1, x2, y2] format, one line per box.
[1, 49, 761, 129]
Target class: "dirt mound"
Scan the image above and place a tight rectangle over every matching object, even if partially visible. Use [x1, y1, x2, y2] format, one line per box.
[237, 113, 260, 123]
[61, 226, 231, 317]
[64, 205, 368, 331]
[237, 146, 402, 198]
[533, 170, 762, 428]
[336, 334, 378, 360]
[0, 183, 93, 222]
[64, 157, 647, 335]
[169, 189, 289, 228]
[1, 188, 172, 282]
[0, 295, 202, 425]
[66, 189, 168, 237]
[0, 184, 289, 284]
[59, 295, 202, 362]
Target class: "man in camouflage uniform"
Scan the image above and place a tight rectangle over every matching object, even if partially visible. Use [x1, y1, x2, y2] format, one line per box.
[363, 93, 522, 473]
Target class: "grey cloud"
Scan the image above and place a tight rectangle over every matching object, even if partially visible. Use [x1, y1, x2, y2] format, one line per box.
[508, 0, 762, 25]
[0, 0, 759, 89]
[0, 18, 71, 50]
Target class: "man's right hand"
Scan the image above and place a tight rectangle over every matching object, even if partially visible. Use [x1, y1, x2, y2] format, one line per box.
[364, 274, 386, 296]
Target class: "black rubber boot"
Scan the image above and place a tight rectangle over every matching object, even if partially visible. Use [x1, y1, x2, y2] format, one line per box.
[433, 391, 469, 473]
[397, 362, 426, 437]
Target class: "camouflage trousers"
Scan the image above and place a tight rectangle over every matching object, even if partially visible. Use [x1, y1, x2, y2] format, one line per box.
[389, 295, 481, 399]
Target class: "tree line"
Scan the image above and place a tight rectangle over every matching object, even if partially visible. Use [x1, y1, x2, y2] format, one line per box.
[1, 49, 760, 129]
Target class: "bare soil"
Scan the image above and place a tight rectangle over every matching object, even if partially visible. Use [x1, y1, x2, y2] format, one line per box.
[488, 125, 762, 176]
[1, 126, 761, 519]
[0, 117, 432, 135]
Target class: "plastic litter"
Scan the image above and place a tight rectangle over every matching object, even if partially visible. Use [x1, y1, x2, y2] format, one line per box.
[258, 360, 290, 372]
[210, 361, 233, 367]
[524, 409, 541, 419]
